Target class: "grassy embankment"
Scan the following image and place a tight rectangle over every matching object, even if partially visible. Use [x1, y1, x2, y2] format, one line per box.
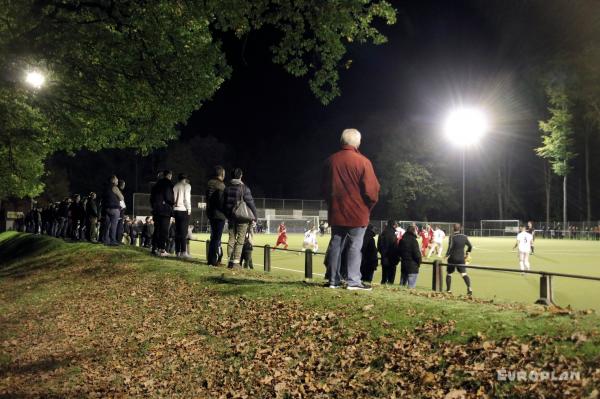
[1, 232, 599, 398]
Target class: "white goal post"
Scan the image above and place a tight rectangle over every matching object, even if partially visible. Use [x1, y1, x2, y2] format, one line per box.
[479, 219, 521, 236]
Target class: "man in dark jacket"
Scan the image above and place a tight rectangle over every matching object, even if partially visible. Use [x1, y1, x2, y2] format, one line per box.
[321, 129, 380, 290]
[69, 194, 86, 240]
[85, 192, 99, 242]
[223, 168, 257, 268]
[377, 220, 400, 284]
[206, 165, 226, 266]
[398, 225, 421, 288]
[360, 224, 378, 283]
[150, 170, 174, 256]
[445, 223, 473, 295]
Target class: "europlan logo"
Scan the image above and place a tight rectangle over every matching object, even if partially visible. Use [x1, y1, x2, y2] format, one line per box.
[496, 369, 581, 382]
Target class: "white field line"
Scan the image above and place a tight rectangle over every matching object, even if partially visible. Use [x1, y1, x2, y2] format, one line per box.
[472, 246, 600, 255]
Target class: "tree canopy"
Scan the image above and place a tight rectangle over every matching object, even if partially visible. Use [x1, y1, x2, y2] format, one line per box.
[0, 0, 396, 199]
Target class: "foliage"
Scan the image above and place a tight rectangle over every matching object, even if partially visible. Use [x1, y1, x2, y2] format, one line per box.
[373, 123, 456, 219]
[0, 0, 397, 198]
[536, 85, 577, 177]
[163, 135, 229, 190]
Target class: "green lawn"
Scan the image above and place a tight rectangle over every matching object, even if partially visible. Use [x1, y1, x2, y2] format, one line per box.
[190, 233, 600, 310]
[1, 232, 599, 398]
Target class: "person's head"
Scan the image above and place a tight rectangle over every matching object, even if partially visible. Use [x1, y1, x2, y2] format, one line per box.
[453, 223, 461, 233]
[89, 192, 96, 199]
[110, 175, 118, 186]
[520, 225, 526, 232]
[214, 165, 225, 181]
[157, 171, 164, 180]
[407, 225, 416, 235]
[231, 168, 243, 180]
[387, 219, 397, 228]
[340, 128, 361, 149]
[527, 221, 533, 228]
[163, 170, 173, 180]
[178, 173, 188, 183]
[118, 179, 125, 190]
[73, 194, 80, 202]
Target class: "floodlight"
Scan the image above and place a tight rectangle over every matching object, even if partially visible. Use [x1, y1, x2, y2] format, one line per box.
[25, 71, 45, 89]
[444, 107, 488, 146]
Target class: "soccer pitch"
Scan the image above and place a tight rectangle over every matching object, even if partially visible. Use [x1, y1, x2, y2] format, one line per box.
[189, 234, 600, 311]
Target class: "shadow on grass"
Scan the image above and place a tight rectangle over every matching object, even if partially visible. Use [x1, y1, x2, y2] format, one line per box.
[0, 233, 62, 267]
[0, 233, 136, 279]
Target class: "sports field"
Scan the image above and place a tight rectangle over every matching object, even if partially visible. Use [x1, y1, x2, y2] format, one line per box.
[189, 233, 600, 310]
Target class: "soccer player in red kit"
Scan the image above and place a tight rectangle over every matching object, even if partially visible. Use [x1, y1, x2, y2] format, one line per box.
[419, 224, 431, 256]
[273, 222, 288, 250]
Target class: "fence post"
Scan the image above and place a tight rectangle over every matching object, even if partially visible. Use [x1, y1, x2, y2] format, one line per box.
[264, 245, 271, 272]
[205, 240, 210, 262]
[432, 260, 443, 292]
[304, 250, 313, 279]
[535, 274, 555, 306]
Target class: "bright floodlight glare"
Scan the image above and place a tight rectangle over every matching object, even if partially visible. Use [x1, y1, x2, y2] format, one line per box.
[444, 107, 488, 146]
[25, 71, 45, 89]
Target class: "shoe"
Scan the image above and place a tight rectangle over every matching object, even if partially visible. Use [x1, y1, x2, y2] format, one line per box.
[446, 290, 452, 294]
[329, 285, 340, 289]
[346, 285, 372, 291]
[467, 289, 473, 296]
[159, 251, 170, 257]
[180, 253, 192, 259]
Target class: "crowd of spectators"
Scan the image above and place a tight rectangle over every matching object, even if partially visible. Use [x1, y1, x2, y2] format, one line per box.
[16, 173, 194, 257]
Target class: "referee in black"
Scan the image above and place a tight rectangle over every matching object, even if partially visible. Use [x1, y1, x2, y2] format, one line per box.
[444, 223, 473, 296]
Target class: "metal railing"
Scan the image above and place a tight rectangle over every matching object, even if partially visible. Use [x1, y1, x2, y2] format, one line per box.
[191, 239, 600, 308]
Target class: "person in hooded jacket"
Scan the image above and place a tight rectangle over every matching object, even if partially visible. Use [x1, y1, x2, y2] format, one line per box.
[360, 224, 378, 283]
[398, 225, 422, 288]
[377, 220, 400, 284]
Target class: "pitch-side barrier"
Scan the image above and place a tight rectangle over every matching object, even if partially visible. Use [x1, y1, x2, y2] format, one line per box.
[192, 239, 600, 308]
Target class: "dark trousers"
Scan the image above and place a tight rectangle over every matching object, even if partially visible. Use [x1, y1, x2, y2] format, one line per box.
[381, 258, 397, 284]
[208, 219, 225, 265]
[174, 211, 189, 253]
[241, 249, 253, 269]
[155, 215, 171, 251]
[360, 261, 376, 283]
[103, 209, 120, 245]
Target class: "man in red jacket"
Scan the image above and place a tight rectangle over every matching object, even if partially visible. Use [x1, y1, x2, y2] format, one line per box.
[321, 129, 380, 290]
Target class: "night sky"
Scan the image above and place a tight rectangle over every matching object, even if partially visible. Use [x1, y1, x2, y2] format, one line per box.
[54, 0, 600, 222]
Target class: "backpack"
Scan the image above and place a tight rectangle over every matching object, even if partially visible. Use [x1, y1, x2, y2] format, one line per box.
[232, 185, 255, 223]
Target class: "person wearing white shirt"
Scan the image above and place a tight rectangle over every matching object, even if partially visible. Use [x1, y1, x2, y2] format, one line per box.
[428, 226, 446, 257]
[173, 173, 192, 258]
[302, 227, 319, 253]
[513, 225, 533, 273]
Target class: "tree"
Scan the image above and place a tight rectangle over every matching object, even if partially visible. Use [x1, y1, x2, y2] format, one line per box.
[0, 0, 396, 199]
[536, 84, 577, 233]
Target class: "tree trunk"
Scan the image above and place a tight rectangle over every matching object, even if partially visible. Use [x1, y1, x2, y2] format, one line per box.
[585, 133, 591, 223]
[563, 174, 567, 236]
[544, 162, 551, 227]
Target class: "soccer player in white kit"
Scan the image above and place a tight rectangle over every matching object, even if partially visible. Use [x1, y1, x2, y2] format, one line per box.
[302, 228, 319, 253]
[428, 226, 446, 257]
[513, 226, 533, 273]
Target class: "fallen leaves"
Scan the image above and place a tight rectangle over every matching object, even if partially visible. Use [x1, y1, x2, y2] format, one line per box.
[0, 249, 599, 399]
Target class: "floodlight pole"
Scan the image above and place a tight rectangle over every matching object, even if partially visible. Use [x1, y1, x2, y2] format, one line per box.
[461, 148, 465, 233]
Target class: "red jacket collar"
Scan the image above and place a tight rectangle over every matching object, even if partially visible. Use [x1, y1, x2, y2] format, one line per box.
[341, 145, 359, 153]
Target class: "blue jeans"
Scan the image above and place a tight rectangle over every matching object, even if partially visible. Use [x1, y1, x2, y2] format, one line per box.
[400, 272, 418, 288]
[326, 226, 366, 287]
[103, 208, 120, 245]
[208, 219, 225, 265]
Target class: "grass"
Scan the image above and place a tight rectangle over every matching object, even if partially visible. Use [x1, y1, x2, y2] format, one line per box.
[189, 232, 600, 310]
[0, 231, 599, 397]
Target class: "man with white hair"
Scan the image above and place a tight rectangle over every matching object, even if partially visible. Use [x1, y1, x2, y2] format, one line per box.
[321, 128, 380, 290]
